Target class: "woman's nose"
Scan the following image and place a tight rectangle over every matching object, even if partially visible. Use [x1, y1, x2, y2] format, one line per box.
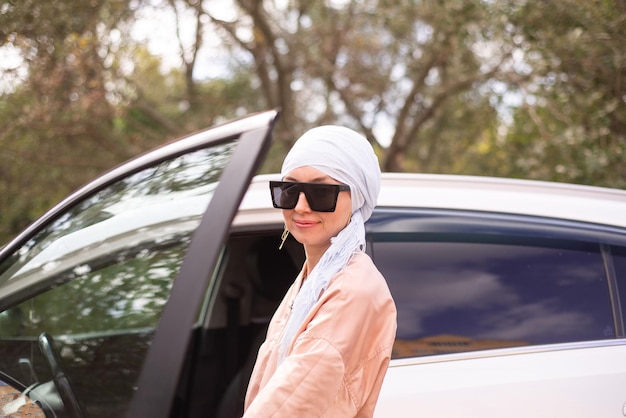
[294, 191, 311, 212]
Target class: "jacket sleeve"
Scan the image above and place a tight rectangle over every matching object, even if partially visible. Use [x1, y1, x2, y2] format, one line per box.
[243, 334, 351, 417]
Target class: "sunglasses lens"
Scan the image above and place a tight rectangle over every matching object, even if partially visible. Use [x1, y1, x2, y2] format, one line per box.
[305, 184, 338, 212]
[271, 182, 298, 209]
[270, 182, 346, 212]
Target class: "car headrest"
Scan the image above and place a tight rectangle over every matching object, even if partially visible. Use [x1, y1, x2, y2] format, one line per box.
[247, 236, 298, 301]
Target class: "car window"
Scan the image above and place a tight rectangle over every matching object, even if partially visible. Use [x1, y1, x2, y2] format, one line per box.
[0, 140, 237, 418]
[368, 210, 618, 359]
[612, 245, 626, 329]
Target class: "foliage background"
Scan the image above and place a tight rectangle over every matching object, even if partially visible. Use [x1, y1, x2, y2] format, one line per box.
[1, 0, 625, 245]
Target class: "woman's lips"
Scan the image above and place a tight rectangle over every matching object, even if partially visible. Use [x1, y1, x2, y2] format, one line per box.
[294, 219, 318, 228]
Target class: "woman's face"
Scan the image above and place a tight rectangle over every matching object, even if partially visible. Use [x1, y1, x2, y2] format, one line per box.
[282, 166, 352, 252]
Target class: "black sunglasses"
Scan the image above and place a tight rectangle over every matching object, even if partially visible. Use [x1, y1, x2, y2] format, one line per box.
[269, 181, 350, 212]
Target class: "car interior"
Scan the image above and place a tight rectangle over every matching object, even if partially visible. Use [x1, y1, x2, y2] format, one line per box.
[174, 229, 304, 418]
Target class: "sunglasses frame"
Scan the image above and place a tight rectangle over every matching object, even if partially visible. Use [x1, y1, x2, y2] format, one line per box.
[269, 181, 350, 212]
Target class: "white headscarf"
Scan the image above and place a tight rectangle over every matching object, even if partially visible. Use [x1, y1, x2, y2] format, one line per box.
[277, 125, 381, 365]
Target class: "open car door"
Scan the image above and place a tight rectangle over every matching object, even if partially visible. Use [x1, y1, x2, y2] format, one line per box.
[0, 110, 278, 418]
[128, 110, 279, 417]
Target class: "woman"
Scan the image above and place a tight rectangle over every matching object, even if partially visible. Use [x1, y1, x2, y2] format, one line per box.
[243, 125, 397, 417]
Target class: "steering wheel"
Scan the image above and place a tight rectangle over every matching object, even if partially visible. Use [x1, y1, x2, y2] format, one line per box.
[38, 332, 86, 418]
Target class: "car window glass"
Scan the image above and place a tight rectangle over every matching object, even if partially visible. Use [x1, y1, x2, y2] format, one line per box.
[0, 143, 234, 288]
[372, 233, 614, 359]
[611, 245, 626, 329]
[0, 140, 237, 418]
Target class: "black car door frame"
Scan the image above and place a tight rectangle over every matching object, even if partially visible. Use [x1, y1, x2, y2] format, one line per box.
[127, 110, 278, 418]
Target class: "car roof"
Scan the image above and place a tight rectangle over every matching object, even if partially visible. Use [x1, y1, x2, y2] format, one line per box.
[237, 173, 626, 229]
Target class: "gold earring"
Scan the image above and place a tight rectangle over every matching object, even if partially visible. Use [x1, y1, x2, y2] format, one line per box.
[279, 226, 289, 250]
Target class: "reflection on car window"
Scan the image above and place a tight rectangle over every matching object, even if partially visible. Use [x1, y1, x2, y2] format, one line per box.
[0, 140, 237, 417]
[372, 233, 614, 359]
[611, 245, 626, 328]
[0, 143, 235, 288]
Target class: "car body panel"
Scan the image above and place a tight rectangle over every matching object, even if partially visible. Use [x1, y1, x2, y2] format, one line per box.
[376, 341, 626, 417]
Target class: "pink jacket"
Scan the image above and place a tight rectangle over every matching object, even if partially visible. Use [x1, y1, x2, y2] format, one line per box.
[244, 252, 397, 417]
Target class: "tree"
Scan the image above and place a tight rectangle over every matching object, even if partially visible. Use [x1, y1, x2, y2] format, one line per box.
[0, 0, 142, 242]
[201, 0, 532, 174]
[501, 0, 626, 187]
[1, 0, 624, 244]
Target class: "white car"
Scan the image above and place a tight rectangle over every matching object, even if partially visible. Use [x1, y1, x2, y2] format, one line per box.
[0, 110, 625, 417]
